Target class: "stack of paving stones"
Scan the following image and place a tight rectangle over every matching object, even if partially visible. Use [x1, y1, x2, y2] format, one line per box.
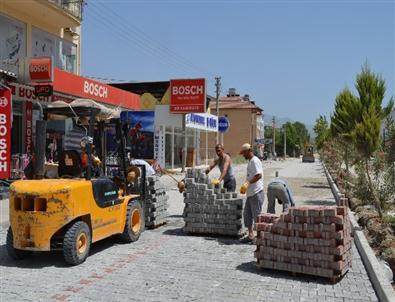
[255, 205, 352, 281]
[144, 176, 169, 228]
[183, 169, 245, 236]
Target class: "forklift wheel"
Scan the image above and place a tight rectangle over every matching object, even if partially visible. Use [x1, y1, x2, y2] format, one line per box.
[6, 227, 32, 260]
[63, 221, 91, 266]
[119, 201, 144, 243]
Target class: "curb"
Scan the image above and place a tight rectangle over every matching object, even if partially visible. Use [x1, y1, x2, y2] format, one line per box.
[322, 162, 395, 302]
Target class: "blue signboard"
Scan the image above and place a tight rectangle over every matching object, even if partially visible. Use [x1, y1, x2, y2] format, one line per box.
[218, 116, 230, 133]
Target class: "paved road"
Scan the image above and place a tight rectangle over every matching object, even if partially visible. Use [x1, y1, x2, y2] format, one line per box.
[0, 159, 378, 302]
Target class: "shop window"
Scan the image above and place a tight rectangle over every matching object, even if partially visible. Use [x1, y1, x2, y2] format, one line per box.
[174, 127, 183, 134]
[32, 26, 77, 74]
[0, 13, 26, 74]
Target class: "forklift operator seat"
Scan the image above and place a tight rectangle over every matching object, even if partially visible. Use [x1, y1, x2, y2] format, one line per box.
[58, 150, 82, 178]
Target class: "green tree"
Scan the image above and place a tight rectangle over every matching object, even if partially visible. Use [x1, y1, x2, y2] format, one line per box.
[330, 88, 361, 172]
[314, 115, 329, 150]
[350, 65, 394, 217]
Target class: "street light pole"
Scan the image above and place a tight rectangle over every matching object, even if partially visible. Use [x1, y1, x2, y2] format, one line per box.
[272, 116, 276, 158]
[215, 77, 221, 144]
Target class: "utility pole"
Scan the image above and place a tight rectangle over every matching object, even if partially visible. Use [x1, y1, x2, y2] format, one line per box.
[272, 116, 276, 158]
[215, 77, 221, 144]
[283, 124, 287, 159]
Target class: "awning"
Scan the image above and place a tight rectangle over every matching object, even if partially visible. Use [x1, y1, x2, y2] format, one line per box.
[52, 68, 140, 110]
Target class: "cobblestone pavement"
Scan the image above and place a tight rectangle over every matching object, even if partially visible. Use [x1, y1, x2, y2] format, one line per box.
[0, 159, 379, 302]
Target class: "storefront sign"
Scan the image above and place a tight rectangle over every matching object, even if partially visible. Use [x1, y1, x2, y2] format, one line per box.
[170, 78, 206, 113]
[29, 57, 53, 82]
[218, 116, 230, 133]
[25, 102, 33, 154]
[185, 113, 218, 132]
[53, 68, 140, 109]
[34, 84, 53, 97]
[0, 88, 12, 179]
[9, 83, 51, 103]
[256, 138, 272, 144]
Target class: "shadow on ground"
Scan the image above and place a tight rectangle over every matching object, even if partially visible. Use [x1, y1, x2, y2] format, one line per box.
[163, 226, 247, 246]
[236, 261, 339, 285]
[0, 236, 120, 269]
[302, 199, 336, 206]
[302, 184, 330, 189]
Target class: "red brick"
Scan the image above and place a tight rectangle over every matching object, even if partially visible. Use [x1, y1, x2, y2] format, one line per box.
[281, 229, 293, 236]
[306, 231, 315, 238]
[316, 267, 334, 278]
[336, 206, 348, 216]
[290, 264, 303, 273]
[283, 242, 294, 250]
[323, 208, 337, 217]
[313, 216, 325, 224]
[329, 215, 344, 225]
[302, 265, 317, 275]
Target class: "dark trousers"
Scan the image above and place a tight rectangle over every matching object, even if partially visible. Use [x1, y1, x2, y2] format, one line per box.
[224, 177, 236, 192]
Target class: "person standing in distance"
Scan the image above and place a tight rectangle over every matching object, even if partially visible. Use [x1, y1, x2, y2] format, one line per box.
[205, 144, 236, 192]
[239, 143, 264, 242]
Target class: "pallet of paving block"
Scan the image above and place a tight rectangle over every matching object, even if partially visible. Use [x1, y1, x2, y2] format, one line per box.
[255, 259, 349, 284]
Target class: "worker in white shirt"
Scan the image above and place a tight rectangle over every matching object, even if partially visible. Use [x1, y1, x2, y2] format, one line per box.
[239, 143, 264, 242]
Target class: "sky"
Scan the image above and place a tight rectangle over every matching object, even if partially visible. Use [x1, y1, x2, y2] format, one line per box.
[81, 0, 394, 125]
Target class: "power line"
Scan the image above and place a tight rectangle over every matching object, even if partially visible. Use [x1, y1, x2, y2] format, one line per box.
[87, 2, 212, 77]
[96, 1, 211, 76]
[87, 7, 196, 75]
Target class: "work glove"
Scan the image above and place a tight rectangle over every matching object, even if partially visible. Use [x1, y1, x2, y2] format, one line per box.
[178, 180, 186, 193]
[211, 178, 220, 186]
[240, 182, 249, 194]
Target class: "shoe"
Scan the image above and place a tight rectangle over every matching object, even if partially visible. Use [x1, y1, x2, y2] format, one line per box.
[239, 235, 254, 243]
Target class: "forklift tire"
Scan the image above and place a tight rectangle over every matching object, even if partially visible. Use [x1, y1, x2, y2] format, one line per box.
[119, 201, 144, 243]
[6, 227, 32, 260]
[63, 221, 91, 266]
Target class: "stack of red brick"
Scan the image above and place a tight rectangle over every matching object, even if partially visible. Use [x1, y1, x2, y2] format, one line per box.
[255, 206, 352, 280]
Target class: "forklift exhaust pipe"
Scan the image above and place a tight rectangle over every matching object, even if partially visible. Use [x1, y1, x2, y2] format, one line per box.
[34, 120, 47, 179]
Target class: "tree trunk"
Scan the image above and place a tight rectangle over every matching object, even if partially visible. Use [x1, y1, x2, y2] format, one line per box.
[364, 159, 383, 217]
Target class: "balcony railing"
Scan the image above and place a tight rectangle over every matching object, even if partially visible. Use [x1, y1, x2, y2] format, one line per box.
[48, 0, 84, 20]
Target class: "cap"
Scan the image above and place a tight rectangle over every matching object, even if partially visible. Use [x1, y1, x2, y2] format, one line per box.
[239, 143, 251, 154]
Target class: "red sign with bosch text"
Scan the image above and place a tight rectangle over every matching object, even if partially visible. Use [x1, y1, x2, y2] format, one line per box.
[53, 68, 140, 109]
[25, 102, 33, 155]
[170, 78, 206, 113]
[0, 88, 12, 179]
[29, 57, 53, 82]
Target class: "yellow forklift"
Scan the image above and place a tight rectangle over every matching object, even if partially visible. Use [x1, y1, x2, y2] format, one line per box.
[302, 144, 315, 163]
[7, 99, 145, 265]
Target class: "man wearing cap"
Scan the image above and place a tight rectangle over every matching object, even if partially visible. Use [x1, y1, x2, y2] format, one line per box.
[239, 143, 264, 242]
[205, 144, 236, 192]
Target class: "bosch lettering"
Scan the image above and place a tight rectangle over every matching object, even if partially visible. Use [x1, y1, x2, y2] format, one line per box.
[172, 85, 204, 96]
[0, 113, 8, 172]
[84, 81, 108, 98]
[30, 64, 48, 73]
